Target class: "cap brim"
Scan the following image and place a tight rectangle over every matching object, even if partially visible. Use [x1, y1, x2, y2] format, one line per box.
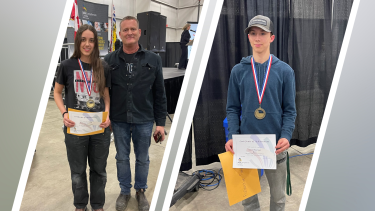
[244, 24, 272, 34]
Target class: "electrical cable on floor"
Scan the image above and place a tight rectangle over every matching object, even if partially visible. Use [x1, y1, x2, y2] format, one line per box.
[290, 146, 314, 158]
[289, 153, 313, 158]
[187, 169, 222, 191]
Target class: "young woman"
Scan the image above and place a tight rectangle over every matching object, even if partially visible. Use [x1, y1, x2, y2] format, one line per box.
[54, 24, 111, 211]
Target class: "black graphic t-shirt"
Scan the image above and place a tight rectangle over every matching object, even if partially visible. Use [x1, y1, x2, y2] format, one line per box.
[122, 51, 136, 74]
[56, 58, 111, 112]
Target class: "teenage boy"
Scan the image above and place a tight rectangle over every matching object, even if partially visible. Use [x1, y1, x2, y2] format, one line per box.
[104, 16, 167, 211]
[225, 15, 297, 211]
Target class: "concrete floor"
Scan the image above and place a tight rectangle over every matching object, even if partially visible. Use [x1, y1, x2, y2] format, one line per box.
[20, 99, 172, 211]
[20, 99, 315, 211]
[170, 134, 315, 211]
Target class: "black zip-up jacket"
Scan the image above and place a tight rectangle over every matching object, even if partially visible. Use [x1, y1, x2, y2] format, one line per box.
[104, 44, 167, 126]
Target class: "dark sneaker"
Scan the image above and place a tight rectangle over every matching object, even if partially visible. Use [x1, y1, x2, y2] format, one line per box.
[92, 209, 104, 211]
[75, 207, 87, 211]
[136, 189, 150, 211]
[116, 193, 131, 211]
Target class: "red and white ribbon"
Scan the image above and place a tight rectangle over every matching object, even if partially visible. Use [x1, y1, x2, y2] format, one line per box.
[78, 59, 93, 96]
[251, 55, 272, 104]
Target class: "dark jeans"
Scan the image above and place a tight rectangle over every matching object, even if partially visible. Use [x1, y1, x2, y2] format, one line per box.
[111, 121, 154, 195]
[64, 127, 111, 210]
[178, 44, 188, 69]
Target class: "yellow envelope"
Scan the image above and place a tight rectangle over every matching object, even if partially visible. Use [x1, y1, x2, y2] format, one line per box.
[67, 108, 108, 136]
[218, 151, 261, 206]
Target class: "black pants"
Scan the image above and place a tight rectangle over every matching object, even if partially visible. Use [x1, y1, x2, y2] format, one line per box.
[178, 44, 188, 69]
[64, 128, 111, 209]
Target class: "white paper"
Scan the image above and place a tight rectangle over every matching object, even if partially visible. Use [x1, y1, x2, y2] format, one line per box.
[68, 110, 104, 135]
[233, 134, 276, 169]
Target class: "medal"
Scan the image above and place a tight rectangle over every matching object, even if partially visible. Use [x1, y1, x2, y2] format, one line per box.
[251, 55, 272, 120]
[86, 99, 95, 109]
[78, 59, 94, 109]
[254, 106, 266, 119]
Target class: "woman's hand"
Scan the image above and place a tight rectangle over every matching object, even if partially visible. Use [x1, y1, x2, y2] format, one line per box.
[63, 113, 75, 128]
[99, 115, 111, 128]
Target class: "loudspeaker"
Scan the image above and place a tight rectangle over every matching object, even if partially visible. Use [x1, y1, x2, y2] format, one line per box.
[159, 15, 166, 52]
[137, 11, 166, 52]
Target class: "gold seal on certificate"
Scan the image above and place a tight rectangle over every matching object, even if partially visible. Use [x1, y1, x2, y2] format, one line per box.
[254, 106, 266, 119]
[86, 99, 95, 109]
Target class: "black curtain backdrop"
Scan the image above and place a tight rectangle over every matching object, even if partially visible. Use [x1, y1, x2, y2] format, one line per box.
[180, 0, 353, 170]
[181, 0, 251, 171]
[193, 0, 251, 167]
[180, 125, 193, 171]
[165, 42, 182, 67]
[288, 0, 353, 146]
[164, 76, 184, 114]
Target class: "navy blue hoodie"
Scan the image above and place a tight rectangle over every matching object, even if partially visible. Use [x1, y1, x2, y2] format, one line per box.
[226, 54, 296, 143]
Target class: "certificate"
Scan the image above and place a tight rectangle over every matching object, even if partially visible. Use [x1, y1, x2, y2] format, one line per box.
[233, 134, 276, 169]
[67, 108, 108, 136]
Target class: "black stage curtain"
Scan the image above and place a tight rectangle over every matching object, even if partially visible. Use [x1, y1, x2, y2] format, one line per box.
[180, 125, 193, 171]
[288, 0, 353, 146]
[181, 0, 353, 170]
[181, 0, 251, 170]
[164, 76, 184, 114]
[165, 42, 182, 67]
[159, 52, 166, 68]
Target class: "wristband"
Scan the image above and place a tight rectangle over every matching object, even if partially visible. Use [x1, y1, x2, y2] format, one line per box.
[62, 111, 68, 118]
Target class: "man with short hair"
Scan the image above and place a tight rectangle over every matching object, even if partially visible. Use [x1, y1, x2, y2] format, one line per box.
[225, 15, 297, 211]
[104, 16, 167, 211]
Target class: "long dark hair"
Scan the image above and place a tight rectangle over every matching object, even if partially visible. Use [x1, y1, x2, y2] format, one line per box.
[71, 24, 105, 98]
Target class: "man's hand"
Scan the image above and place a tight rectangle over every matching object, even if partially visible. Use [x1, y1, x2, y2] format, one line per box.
[153, 126, 165, 142]
[275, 138, 290, 155]
[225, 139, 234, 154]
[99, 115, 111, 128]
[63, 113, 75, 128]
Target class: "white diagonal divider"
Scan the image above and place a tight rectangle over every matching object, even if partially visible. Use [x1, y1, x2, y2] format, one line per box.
[11, 0, 74, 210]
[298, 0, 360, 210]
[150, 0, 224, 210]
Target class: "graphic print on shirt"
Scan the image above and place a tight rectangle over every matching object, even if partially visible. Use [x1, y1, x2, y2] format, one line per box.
[73, 70, 101, 110]
[126, 63, 133, 74]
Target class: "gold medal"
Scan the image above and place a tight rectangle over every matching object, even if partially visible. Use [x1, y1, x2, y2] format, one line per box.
[251, 55, 272, 120]
[254, 106, 266, 119]
[86, 99, 95, 109]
